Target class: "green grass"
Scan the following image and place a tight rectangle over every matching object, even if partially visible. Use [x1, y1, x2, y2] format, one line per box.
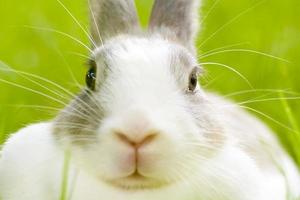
[59, 151, 71, 200]
[0, 0, 300, 199]
[0, 0, 299, 195]
[197, 0, 300, 164]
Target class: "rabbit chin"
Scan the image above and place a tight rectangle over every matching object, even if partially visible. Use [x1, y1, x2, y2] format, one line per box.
[80, 150, 183, 191]
[102, 174, 172, 190]
[93, 153, 176, 190]
[70, 146, 180, 191]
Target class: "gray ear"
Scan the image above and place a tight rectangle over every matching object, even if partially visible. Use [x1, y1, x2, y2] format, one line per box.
[90, 0, 140, 45]
[149, 0, 200, 52]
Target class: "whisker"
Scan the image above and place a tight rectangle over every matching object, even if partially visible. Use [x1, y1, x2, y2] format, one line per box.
[88, 0, 103, 46]
[0, 78, 68, 107]
[53, 49, 84, 90]
[66, 51, 91, 59]
[80, 89, 104, 114]
[202, 76, 221, 88]
[3, 104, 95, 122]
[3, 104, 62, 112]
[0, 63, 99, 119]
[181, 142, 224, 150]
[200, 42, 249, 58]
[198, 0, 266, 49]
[2, 68, 71, 103]
[240, 105, 297, 133]
[171, 161, 223, 200]
[0, 77, 94, 119]
[237, 92, 277, 104]
[200, 61, 253, 88]
[176, 153, 239, 186]
[0, 61, 75, 99]
[54, 50, 102, 117]
[224, 88, 298, 98]
[67, 135, 97, 139]
[55, 0, 97, 48]
[55, 121, 96, 127]
[22, 25, 93, 53]
[209, 102, 298, 134]
[237, 96, 300, 105]
[199, 48, 291, 63]
[199, 0, 222, 27]
[54, 124, 96, 133]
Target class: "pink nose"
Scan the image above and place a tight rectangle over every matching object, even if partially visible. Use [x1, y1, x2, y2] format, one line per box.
[115, 131, 158, 149]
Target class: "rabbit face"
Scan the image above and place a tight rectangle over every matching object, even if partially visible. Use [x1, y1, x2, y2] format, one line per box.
[85, 36, 202, 188]
[54, 35, 224, 190]
[54, 0, 225, 191]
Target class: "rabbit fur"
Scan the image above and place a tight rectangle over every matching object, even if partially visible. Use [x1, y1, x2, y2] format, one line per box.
[1, 0, 299, 199]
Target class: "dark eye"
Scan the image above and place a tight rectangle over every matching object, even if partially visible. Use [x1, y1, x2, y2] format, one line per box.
[86, 60, 97, 90]
[188, 67, 200, 92]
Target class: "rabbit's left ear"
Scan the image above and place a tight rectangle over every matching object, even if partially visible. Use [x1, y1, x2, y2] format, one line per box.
[90, 0, 140, 45]
[149, 0, 201, 53]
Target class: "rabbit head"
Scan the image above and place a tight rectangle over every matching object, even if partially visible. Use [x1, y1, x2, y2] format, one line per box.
[54, 0, 225, 191]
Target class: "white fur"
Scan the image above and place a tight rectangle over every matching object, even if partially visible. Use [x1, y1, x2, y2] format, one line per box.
[1, 37, 300, 200]
[1, 0, 300, 199]
[1, 92, 299, 200]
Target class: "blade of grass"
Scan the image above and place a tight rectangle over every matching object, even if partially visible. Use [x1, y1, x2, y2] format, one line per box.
[59, 151, 71, 200]
[279, 92, 300, 166]
[0, 114, 7, 145]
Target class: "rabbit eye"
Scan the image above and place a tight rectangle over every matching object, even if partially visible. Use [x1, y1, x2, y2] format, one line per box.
[86, 60, 97, 90]
[86, 67, 96, 90]
[188, 67, 200, 92]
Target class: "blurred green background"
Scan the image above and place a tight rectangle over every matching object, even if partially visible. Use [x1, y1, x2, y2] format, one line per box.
[0, 0, 299, 165]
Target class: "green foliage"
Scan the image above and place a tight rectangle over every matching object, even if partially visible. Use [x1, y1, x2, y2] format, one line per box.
[59, 151, 71, 200]
[0, 0, 299, 166]
[198, 0, 300, 164]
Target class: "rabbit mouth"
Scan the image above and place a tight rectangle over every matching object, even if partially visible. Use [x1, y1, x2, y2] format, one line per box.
[104, 172, 171, 190]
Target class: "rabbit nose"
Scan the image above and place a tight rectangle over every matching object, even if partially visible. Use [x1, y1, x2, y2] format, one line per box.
[115, 131, 158, 149]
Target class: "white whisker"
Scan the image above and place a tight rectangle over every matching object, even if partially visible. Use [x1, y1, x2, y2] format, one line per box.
[0, 63, 100, 119]
[200, 61, 253, 88]
[240, 105, 297, 133]
[199, 0, 222, 27]
[238, 96, 300, 105]
[88, 0, 103, 46]
[0, 78, 67, 107]
[67, 51, 91, 59]
[200, 48, 291, 63]
[198, 0, 266, 48]
[224, 88, 298, 98]
[54, 50, 102, 117]
[200, 42, 249, 58]
[22, 25, 93, 53]
[55, 0, 97, 48]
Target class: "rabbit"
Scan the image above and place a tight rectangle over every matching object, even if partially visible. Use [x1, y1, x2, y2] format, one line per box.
[0, 0, 300, 199]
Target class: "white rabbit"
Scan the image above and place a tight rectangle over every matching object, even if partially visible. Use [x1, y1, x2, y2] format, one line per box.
[0, 0, 299, 199]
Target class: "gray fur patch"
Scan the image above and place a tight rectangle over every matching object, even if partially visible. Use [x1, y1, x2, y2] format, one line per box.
[53, 90, 103, 145]
[149, 0, 200, 53]
[90, 0, 140, 45]
[169, 47, 199, 90]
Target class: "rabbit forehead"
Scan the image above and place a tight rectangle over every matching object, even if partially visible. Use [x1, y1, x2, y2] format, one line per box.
[95, 36, 196, 63]
[93, 36, 197, 110]
[94, 36, 197, 81]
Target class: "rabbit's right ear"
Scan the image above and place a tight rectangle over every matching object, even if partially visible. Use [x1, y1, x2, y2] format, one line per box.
[149, 0, 200, 53]
[90, 0, 140, 45]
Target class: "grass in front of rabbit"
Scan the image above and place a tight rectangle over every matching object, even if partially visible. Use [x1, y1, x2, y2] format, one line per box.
[0, 0, 300, 199]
